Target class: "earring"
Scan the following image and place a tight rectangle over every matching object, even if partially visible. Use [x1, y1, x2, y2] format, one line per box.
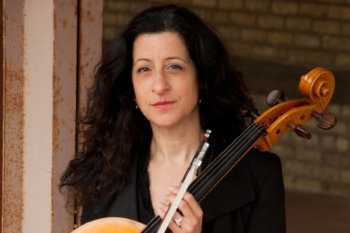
[134, 98, 138, 109]
[198, 99, 202, 104]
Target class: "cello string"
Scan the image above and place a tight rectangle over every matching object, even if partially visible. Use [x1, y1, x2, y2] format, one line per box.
[189, 130, 261, 200]
[194, 123, 258, 181]
[189, 123, 258, 188]
[192, 123, 264, 196]
[189, 123, 264, 199]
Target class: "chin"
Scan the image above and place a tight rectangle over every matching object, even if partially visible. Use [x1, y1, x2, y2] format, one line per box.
[153, 121, 177, 128]
[150, 117, 179, 128]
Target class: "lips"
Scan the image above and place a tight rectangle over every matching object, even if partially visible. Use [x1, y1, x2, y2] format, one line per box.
[151, 101, 175, 109]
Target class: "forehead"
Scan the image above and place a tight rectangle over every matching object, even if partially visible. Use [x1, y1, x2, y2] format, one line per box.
[132, 32, 190, 59]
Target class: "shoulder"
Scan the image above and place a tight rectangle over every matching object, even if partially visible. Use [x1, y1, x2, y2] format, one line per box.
[246, 148, 281, 164]
[244, 148, 283, 189]
[246, 149, 282, 176]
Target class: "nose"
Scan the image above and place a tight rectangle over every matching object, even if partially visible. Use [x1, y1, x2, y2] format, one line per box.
[152, 70, 170, 94]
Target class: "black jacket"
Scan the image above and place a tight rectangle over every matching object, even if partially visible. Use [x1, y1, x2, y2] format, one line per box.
[81, 139, 285, 233]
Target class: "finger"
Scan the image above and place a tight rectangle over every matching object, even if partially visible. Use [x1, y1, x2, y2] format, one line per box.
[175, 194, 203, 233]
[182, 192, 203, 219]
[160, 210, 183, 232]
[156, 192, 177, 217]
[174, 214, 200, 233]
[168, 185, 179, 195]
[172, 211, 183, 225]
[168, 186, 202, 216]
[168, 187, 203, 222]
[168, 219, 182, 233]
[157, 202, 182, 219]
[177, 192, 202, 219]
[156, 202, 169, 218]
[161, 192, 175, 206]
[165, 188, 203, 233]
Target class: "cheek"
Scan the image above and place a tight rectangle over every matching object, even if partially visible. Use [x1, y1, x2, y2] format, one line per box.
[132, 79, 143, 99]
[134, 88, 144, 106]
[133, 85, 150, 115]
[133, 85, 140, 98]
[183, 80, 199, 103]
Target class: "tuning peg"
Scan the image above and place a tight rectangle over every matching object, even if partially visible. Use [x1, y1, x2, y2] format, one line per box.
[266, 90, 285, 107]
[288, 122, 311, 139]
[311, 111, 337, 130]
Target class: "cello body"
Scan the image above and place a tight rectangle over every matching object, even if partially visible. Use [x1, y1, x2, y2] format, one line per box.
[72, 217, 145, 233]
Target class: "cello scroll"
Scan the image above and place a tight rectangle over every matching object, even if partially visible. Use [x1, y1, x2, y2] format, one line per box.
[255, 67, 337, 152]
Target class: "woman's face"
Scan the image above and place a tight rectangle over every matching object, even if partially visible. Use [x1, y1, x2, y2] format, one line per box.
[132, 32, 199, 129]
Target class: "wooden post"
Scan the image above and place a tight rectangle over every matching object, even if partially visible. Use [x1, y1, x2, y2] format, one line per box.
[1, 0, 102, 232]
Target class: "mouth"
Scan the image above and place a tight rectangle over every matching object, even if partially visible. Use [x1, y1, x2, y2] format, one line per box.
[151, 101, 175, 109]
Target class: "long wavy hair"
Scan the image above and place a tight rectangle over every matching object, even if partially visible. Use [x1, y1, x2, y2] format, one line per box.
[60, 4, 255, 205]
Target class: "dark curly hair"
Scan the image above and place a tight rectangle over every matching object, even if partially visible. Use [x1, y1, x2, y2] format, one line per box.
[60, 4, 255, 205]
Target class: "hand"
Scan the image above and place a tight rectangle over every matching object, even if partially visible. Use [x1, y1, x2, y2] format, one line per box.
[157, 186, 203, 233]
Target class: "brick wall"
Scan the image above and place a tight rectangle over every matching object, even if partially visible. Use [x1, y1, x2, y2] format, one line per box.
[103, 0, 350, 195]
[103, 0, 350, 69]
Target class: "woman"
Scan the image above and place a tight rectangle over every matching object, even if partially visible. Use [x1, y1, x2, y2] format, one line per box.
[60, 4, 285, 233]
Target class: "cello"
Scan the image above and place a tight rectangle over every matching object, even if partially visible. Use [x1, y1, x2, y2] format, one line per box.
[72, 67, 337, 233]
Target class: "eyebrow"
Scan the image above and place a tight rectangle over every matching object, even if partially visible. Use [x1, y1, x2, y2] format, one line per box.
[133, 56, 187, 65]
[133, 58, 150, 65]
[165, 57, 187, 63]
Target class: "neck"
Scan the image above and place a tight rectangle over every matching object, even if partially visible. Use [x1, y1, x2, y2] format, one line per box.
[150, 120, 203, 164]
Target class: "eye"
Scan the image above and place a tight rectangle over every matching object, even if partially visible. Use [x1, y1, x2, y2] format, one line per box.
[137, 66, 151, 73]
[167, 64, 183, 71]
